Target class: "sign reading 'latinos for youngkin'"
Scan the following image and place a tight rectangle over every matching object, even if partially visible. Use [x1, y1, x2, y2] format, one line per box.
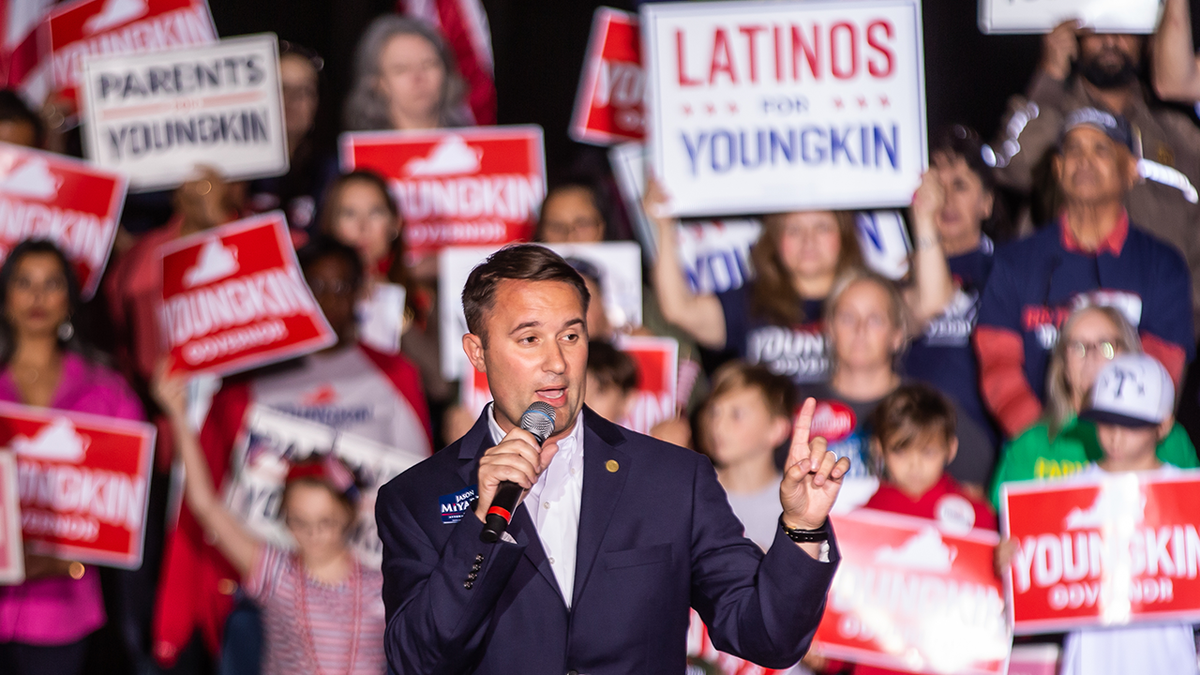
[642, 0, 927, 218]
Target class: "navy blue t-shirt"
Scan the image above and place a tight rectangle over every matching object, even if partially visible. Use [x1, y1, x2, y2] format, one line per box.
[904, 236, 997, 445]
[977, 221, 1194, 401]
[717, 283, 828, 384]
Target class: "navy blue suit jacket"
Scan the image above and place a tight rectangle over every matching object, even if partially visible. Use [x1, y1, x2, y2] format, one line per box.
[376, 407, 840, 674]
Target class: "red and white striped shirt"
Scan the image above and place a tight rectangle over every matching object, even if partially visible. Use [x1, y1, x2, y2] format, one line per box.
[246, 545, 387, 675]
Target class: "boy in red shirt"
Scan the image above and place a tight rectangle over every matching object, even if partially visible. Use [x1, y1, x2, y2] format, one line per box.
[816, 383, 997, 675]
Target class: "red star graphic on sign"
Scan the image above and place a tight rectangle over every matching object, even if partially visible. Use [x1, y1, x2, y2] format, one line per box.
[682, 103, 693, 116]
[879, 95, 890, 108]
[857, 96, 868, 109]
[705, 102, 716, 115]
[833, 97, 844, 110]
[727, 101, 738, 113]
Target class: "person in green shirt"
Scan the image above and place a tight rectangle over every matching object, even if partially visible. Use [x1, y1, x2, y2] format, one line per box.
[990, 305, 1198, 507]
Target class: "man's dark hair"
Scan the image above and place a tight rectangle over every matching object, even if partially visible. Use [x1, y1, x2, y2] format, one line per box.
[0, 90, 44, 147]
[297, 235, 365, 292]
[586, 340, 638, 394]
[462, 244, 590, 342]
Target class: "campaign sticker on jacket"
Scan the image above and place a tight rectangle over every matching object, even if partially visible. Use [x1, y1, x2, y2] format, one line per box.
[608, 141, 760, 293]
[438, 241, 642, 380]
[340, 126, 546, 259]
[225, 405, 427, 566]
[815, 508, 1009, 674]
[0, 142, 128, 299]
[0, 452, 23, 584]
[1001, 470, 1200, 634]
[570, 8, 646, 146]
[979, 0, 1161, 35]
[0, 401, 156, 569]
[439, 485, 477, 525]
[44, 0, 218, 107]
[158, 211, 337, 376]
[641, 0, 927, 218]
[80, 33, 288, 192]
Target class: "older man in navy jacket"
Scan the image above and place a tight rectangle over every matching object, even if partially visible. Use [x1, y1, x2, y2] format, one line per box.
[376, 245, 850, 674]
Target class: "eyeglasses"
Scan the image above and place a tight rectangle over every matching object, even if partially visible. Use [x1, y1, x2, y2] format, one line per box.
[1065, 339, 1117, 361]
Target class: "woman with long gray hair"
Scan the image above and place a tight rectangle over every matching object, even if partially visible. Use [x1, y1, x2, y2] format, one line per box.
[343, 15, 469, 131]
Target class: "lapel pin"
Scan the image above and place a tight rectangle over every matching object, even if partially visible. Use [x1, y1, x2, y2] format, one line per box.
[606, 460, 619, 473]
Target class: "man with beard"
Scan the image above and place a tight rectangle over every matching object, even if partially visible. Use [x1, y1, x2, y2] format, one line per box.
[990, 22, 1200, 337]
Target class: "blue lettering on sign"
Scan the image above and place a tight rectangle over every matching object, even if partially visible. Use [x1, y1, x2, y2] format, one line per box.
[438, 485, 478, 524]
[857, 212, 884, 252]
[680, 123, 900, 176]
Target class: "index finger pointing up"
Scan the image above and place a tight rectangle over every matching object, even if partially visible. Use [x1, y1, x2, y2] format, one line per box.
[787, 397, 817, 470]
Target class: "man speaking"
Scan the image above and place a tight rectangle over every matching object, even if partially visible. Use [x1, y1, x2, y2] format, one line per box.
[376, 245, 850, 674]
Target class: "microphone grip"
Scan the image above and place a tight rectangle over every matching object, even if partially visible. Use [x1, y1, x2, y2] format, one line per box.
[479, 481, 524, 543]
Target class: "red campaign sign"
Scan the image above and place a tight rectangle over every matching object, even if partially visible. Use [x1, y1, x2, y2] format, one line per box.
[816, 509, 1010, 675]
[1001, 471, 1200, 634]
[340, 126, 546, 259]
[0, 142, 127, 299]
[570, 8, 645, 146]
[159, 211, 337, 376]
[0, 401, 156, 569]
[0, 452, 23, 584]
[615, 335, 677, 434]
[44, 0, 218, 105]
[460, 336, 677, 435]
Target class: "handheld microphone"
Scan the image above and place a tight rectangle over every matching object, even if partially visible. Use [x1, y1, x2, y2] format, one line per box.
[480, 402, 556, 543]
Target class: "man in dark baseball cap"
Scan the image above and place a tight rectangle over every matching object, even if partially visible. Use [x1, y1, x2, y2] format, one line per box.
[1058, 106, 1134, 152]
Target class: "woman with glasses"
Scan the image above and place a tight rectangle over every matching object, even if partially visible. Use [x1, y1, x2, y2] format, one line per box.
[795, 269, 995, 500]
[988, 305, 1197, 506]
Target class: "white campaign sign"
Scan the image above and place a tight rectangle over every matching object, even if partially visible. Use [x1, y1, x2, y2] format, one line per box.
[438, 242, 643, 380]
[225, 405, 424, 567]
[80, 34, 288, 192]
[642, 0, 927, 218]
[979, 0, 1162, 35]
[609, 142, 760, 295]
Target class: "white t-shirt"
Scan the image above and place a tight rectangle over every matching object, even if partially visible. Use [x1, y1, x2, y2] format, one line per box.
[724, 475, 783, 552]
[1060, 463, 1198, 675]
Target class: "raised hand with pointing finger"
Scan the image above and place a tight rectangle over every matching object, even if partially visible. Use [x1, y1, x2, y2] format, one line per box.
[780, 397, 851, 554]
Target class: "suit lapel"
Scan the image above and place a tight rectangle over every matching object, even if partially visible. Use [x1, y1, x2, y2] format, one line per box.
[571, 412, 630, 608]
[456, 405, 566, 607]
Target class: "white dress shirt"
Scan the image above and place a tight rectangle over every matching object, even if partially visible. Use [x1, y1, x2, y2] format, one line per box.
[488, 405, 585, 607]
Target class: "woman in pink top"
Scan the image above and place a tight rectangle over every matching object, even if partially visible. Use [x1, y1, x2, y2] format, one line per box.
[153, 368, 387, 675]
[0, 241, 145, 674]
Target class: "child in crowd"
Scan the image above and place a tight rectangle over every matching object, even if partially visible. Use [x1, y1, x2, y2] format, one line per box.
[584, 340, 638, 424]
[700, 362, 796, 551]
[1058, 354, 1198, 675]
[865, 383, 996, 533]
[814, 384, 997, 675]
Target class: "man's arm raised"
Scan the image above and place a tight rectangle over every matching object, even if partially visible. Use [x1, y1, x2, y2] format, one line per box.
[780, 398, 852, 559]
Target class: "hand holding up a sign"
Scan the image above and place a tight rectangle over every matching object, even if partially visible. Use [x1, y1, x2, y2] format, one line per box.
[781, 398, 852, 540]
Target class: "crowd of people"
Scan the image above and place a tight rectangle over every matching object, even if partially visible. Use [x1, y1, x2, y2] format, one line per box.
[1, 1, 1200, 674]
